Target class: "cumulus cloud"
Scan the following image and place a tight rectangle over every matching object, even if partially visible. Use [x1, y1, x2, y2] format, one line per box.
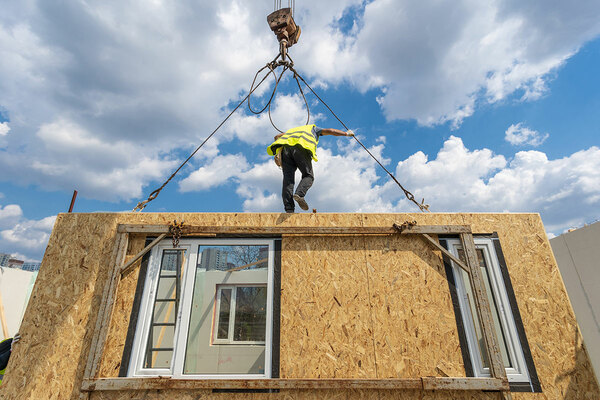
[294, 0, 600, 126]
[389, 136, 600, 233]
[0, 204, 23, 229]
[0, 119, 179, 201]
[179, 154, 249, 192]
[0, 0, 599, 203]
[181, 135, 599, 236]
[0, 122, 9, 136]
[222, 93, 320, 146]
[0, 203, 56, 261]
[505, 123, 549, 146]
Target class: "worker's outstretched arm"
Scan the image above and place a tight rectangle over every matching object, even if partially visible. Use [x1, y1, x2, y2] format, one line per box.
[320, 128, 354, 137]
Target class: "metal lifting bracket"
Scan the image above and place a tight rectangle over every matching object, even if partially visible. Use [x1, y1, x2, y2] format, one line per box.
[267, 7, 301, 61]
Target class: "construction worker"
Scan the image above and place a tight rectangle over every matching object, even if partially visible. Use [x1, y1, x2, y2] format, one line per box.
[267, 124, 354, 213]
[0, 337, 13, 386]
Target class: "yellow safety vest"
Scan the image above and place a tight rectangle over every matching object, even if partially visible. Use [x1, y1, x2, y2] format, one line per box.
[267, 124, 319, 161]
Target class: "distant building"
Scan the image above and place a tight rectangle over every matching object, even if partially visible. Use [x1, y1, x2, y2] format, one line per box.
[0, 253, 10, 267]
[21, 262, 41, 272]
[199, 248, 228, 271]
[7, 259, 24, 269]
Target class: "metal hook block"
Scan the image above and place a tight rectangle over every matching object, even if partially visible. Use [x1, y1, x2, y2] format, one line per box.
[267, 8, 301, 50]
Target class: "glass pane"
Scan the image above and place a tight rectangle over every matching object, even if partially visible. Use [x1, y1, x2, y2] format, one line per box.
[144, 324, 176, 368]
[160, 250, 180, 276]
[146, 349, 173, 369]
[457, 248, 512, 368]
[144, 249, 184, 369]
[156, 277, 176, 299]
[153, 301, 176, 324]
[234, 287, 267, 342]
[184, 244, 269, 375]
[217, 289, 232, 339]
[148, 325, 175, 349]
[198, 245, 268, 271]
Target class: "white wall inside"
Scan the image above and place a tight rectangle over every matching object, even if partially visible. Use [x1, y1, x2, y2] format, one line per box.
[0, 267, 38, 340]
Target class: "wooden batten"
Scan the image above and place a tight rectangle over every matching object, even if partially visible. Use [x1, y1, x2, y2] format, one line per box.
[116, 223, 472, 236]
[88, 232, 129, 379]
[81, 377, 508, 391]
[120, 233, 166, 276]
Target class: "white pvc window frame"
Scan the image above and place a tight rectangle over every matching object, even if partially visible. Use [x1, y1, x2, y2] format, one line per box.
[446, 238, 530, 383]
[128, 238, 275, 379]
[213, 284, 268, 345]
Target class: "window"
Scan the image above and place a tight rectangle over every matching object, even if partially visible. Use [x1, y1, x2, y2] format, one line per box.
[214, 285, 267, 344]
[128, 239, 276, 379]
[444, 238, 531, 383]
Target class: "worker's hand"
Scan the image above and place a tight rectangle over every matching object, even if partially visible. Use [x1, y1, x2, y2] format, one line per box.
[346, 130, 355, 137]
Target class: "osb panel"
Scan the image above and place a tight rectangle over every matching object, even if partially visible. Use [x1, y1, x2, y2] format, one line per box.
[365, 233, 465, 378]
[280, 236, 376, 378]
[361, 213, 600, 399]
[0, 213, 122, 400]
[2, 212, 599, 400]
[98, 234, 147, 377]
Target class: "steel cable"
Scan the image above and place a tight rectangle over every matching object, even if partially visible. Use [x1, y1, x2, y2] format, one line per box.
[134, 52, 429, 213]
[289, 66, 430, 212]
[132, 60, 279, 212]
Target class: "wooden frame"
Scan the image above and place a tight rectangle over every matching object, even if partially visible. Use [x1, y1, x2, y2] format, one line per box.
[81, 223, 512, 399]
[82, 377, 508, 391]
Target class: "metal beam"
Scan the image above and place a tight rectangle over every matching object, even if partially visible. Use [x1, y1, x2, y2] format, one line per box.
[117, 224, 471, 236]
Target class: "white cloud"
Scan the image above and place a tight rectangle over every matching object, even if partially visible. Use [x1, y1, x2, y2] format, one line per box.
[505, 123, 549, 146]
[237, 142, 395, 213]
[295, 0, 600, 126]
[0, 204, 23, 229]
[179, 154, 249, 192]
[222, 93, 321, 146]
[0, 0, 599, 203]
[0, 119, 178, 201]
[183, 135, 599, 236]
[0, 203, 56, 261]
[389, 137, 600, 233]
[0, 122, 9, 136]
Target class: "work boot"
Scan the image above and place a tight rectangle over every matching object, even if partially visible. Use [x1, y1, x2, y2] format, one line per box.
[293, 194, 309, 211]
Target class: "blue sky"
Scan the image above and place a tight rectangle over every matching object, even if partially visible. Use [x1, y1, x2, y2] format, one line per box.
[0, 1, 599, 261]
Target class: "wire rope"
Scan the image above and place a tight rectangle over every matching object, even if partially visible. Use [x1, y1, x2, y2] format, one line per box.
[132, 59, 278, 212]
[289, 65, 430, 212]
[133, 51, 429, 213]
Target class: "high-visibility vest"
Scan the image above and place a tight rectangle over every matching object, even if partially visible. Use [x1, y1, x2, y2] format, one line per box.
[267, 124, 320, 161]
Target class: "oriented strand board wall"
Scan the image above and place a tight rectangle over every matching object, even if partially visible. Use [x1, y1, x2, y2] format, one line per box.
[1, 213, 598, 400]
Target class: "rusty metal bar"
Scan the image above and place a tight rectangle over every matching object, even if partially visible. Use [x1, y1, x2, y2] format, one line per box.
[68, 190, 78, 213]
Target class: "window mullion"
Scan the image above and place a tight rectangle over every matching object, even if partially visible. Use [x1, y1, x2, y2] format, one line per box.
[229, 287, 237, 342]
[171, 244, 195, 378]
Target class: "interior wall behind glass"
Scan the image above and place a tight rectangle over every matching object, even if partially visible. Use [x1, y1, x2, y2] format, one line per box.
[184, 245, 269, 375]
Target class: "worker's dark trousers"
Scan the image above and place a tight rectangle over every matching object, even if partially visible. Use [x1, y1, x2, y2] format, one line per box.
[281, 144, 314, 213]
